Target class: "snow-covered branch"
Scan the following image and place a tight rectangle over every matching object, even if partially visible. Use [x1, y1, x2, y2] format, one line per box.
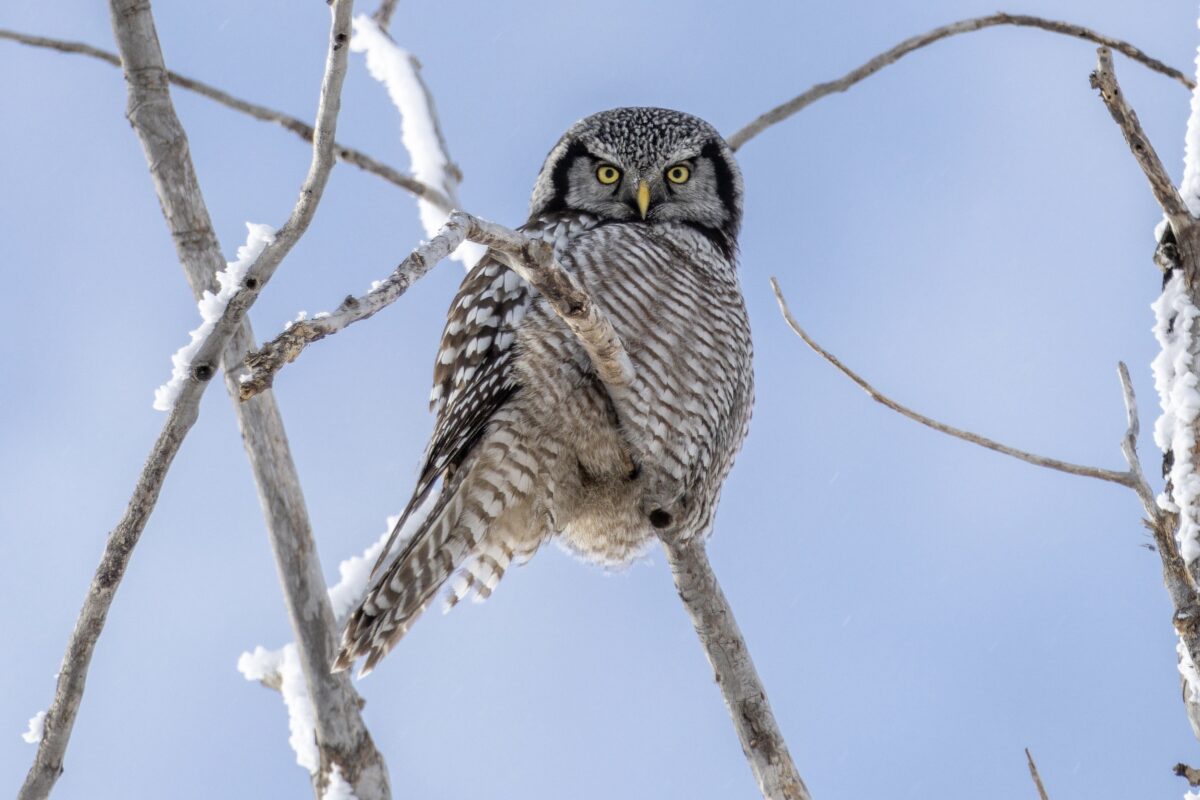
[351, 16, 486, 268]
[17, 2, 376, 799]
[727, 13, 1192, 151]
[0, 27, 448, 209]
[239, 211, 632, 401]
[1088, 42, 1200, 751]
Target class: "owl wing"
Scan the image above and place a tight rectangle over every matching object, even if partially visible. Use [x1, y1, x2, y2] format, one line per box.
[424, 257, 530, 490]
[367, 255, 532, 578]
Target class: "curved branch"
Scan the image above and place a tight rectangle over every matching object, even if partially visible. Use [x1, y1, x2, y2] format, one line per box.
[770, 278, 1136, 488]
[0, 27, 450, 211]
[728, 12, 1192, 150]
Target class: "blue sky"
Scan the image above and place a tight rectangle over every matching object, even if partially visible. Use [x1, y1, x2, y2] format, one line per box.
[3, 1, 1200, 797]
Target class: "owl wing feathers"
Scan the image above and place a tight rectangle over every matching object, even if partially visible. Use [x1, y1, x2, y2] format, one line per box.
[335, 254, 534, 673]
[421, 258, 531, 495]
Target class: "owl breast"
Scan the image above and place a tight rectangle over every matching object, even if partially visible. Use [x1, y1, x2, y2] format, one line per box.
[511, 219, 754, 564]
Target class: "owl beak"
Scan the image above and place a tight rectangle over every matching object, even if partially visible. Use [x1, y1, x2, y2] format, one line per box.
[636, 180, 651, 219]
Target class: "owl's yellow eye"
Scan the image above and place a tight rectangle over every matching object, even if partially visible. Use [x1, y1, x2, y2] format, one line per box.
[596, 165, 621, 185]
[665, 164, 690, 184]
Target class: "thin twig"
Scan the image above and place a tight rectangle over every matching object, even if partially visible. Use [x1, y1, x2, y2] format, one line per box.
[1024, 749, 1050, 800]
[770, 277, 1136, 488]
[1117, 362, 1162, 520]
[0, 27, 449, 211]
[18, 2, 367, 798]
[727, 12, 1191, 151]
[1090, 47, 1194, 237]
[239, 212, 633, 401]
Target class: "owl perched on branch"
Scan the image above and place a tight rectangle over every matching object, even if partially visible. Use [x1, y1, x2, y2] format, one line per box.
[334, 107, 753, 675]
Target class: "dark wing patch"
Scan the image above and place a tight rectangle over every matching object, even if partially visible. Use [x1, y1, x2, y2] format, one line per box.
[417, 256, 531, 499]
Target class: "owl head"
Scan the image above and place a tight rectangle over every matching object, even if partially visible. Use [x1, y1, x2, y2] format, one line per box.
[529, 107, 743, 255]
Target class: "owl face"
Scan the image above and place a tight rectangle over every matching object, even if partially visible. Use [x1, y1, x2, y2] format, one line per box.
[529, 107, 743, 255]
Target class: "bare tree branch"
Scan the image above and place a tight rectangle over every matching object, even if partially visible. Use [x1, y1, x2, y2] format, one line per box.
[1117, 362, 1162, 519]
[1090, 47, 1195, 238]
[1024, 749, 1050, 800]
[1086, 45, 1200, 747]
[727, 12, 1192, 151]
[372, 0, 400, 28]
[770, 277, 1137, 488]
[0, 27, 450, 211]
[239, 211, 632, 400]
[661, 537, 811, 800]
[17, 2, 377, 798]
[1175, 762, 1200, 787]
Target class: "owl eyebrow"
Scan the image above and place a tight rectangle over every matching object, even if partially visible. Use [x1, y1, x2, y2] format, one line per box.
[700, 142, 737, 213]
[543, 139, 593, 214]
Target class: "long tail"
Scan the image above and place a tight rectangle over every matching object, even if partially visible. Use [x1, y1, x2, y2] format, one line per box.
[333, 451, 507, 676]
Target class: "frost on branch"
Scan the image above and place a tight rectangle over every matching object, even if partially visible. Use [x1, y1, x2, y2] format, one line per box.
[20, 711, 45, 745]
[237, 644, 317, 773]
[1152, 273, 1200, 561]
[325, 765, 358, 800]
[327, 514, 399, 621]
[349, 16, 486, 269]
[237, 503, 432, 782]
[1155, 23, 1200, 564]
[1183, 15, 1200, 217]
[152, 223, 276, 411]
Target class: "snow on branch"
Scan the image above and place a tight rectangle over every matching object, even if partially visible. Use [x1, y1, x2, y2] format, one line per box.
[154, 223, 275, 410]
[239, 645, 318, 772]
[350, 16, 486, 268]
[1153, 272, 1200, 561]
[727, 13, 1192, 151]
[20, 712, 45, 745]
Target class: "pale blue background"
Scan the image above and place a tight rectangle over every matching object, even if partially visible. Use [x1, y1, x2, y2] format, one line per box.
[2, 1, 1198, 797]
